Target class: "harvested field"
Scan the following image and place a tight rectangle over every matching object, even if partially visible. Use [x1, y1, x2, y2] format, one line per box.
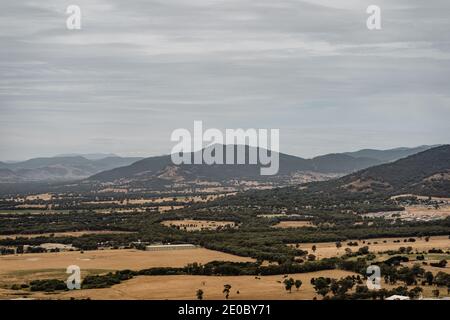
[15, 204, 47, 209]
[290, 236, 450, 259]
[158, 205, 184, 212]
[0, 248, 254, 288]
[19, 270, 358, 300]
[0, 210, 68, 215]
[404, 205, 450, 219]
[391, 194, 450, 202]
[272, 221, 315, 229]
[364, 205, 450, 222]
[0, 230, 135, 240]
[0, 248, 252, 274]
[161, 219, 236, 231]
[25, 193, 53, 201]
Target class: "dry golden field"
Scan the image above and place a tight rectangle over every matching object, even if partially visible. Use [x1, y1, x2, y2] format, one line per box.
[0, 248, 254, 288]
[391, 194, 450, 202]
[81, 194, 230, 207]
[272, 221, 315, 229]
[161, 219, 236, 231]
[0, 248, 253, 273]
[404, 205, 450, 219]
[158, 205, 185, 212]
[290, 236, 450, 259]
[5, 270, 358, 300]
[25, 193, 53, 201]
[0, 230, 134, 240]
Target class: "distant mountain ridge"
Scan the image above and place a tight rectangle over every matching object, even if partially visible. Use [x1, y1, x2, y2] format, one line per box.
[0, 145, 438, 184]
[292, 144, 450, 197]
[337, 144, 450, 196]
[344, 145, 440, 162]
[55, 153, 119, 160]
[215, 145, 450, 208]
[87, 145, 437, 184]
[0, 155, 143, 183]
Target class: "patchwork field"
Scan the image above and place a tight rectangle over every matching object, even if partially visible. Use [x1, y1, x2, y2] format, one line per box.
[391, 194, 450, 202]
[272, 221, 315, 229]
[0, 248, 254, 287]
[0, 230, 135, 240]
[158, 205, 184, 212]
[161, 219, 236, 231]
[290, 236, 450, 259]
[404, 205, 450, 219]
[9, 270, 358, 300]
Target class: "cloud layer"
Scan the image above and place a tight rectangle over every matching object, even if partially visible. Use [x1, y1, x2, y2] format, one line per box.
[1, 0, 449, 160]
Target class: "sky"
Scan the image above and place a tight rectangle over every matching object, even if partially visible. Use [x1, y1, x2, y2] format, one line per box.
[1, 0, 449, 161]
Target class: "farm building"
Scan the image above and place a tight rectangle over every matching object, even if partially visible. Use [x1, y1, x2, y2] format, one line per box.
[385, 295, 410, 300]
[145, 244, 197, 251]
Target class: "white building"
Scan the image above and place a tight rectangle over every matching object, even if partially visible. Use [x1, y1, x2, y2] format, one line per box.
[386, 295, 410, 300]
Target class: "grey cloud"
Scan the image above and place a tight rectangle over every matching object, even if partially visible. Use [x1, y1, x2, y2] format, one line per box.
[0, 0, 449, 160]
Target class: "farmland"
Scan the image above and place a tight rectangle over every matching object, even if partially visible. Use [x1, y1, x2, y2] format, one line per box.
[0, 230, 135, 240]
[25, 270, 358, 300]
[161, 220, 237, 232]
[290, 236, 450, 259]
[0, 148, 449, 301]
[272, 221, 315, 229]
[0, 248, 254, 289]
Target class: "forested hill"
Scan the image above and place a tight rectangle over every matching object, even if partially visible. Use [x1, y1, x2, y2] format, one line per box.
[87, 145, 437, 183]
[210, 145, 450, 208]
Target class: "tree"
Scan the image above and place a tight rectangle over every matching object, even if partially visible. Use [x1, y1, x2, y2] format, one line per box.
[424, 271, 433, 285]
[432, 289, 440, 298]
[433, 271, 450, 287]
[335, 241, 342, 253]
[408, 287, 423, 299]
[196, 289, 204, 300]
[223, 284, 232, 299]
[330, 277, 354, 297]
[294, 279, 302, 291]
[357, 246, 369, 255]
[284, 278, 294, 293]
[330, 280, 339, 295]
[312, 245, 317, 253]
[313, 277, 330, 298]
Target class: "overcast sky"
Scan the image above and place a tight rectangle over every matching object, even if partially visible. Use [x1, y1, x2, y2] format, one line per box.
[1, 0, 449, 160]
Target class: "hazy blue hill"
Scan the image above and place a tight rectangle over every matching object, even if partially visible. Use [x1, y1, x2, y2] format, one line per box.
[0, 156, 144, 182]
[215, 145, 450, 208]
[88, 145, 429, 184]
[55, 153, 119, 160]
[6, 156, 92, 170]
[311, 154, 382, 173]
[338, 144, 450, 195]
[344, 145, 438, 162]
[90, 155, 173, 182]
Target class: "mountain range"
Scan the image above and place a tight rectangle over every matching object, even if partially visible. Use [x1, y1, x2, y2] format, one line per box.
[87, 145, 438, 185]
[212, 144, 450, 210]
[0, 145, 440, 184]
[337, 144, 450, 196]
[0, 156, 143, 183]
